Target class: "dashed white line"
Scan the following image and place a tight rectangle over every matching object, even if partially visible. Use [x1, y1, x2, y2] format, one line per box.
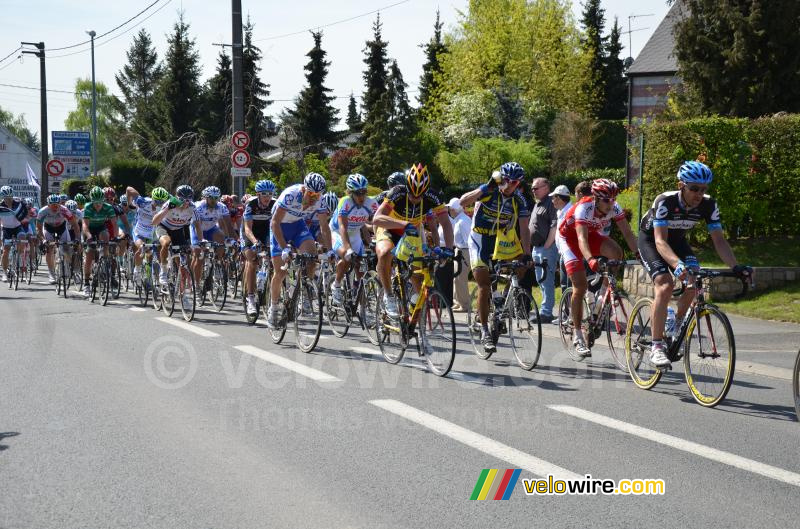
[234, 345, 342, 382]
[155, 317, 220, 337]
[549, 405, 800, 488]
[129, 307, 147, 312]
[371, 399, 580, 480]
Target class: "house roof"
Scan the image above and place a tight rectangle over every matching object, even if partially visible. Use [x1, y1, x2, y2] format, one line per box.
[0, 123, 41, 160]
[627, 2, 685, 76]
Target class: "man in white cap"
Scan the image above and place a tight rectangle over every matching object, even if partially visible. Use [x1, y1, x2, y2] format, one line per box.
[448, 196, 472, 311]
[550, 184, 573, 302]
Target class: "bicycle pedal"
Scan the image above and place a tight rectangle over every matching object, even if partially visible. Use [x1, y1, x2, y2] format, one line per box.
[656, 364, 673, 372]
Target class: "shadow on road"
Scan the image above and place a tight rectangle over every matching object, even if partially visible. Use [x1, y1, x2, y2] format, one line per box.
[0, 431, 20, 452]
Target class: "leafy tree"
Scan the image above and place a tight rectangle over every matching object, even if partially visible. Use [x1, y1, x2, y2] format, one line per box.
[674, 0, 800, 117]
[65, 79, 130, 168]
[386, 60, 419, 168]
[601, 17, 627, 119]
[418, 9, 447, 121]
[198, 50, 232, 142]
[284, 31, 340, 157]
[436, 137, 548, 185]
[0, 105, 39, 151]
[242, 16, 273, 154]
[346, 93, 362, 133]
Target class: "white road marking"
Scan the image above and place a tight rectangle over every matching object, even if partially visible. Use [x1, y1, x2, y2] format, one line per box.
[736, 361, 793, 380]
[155, 317, 220, 338]
[129, 307, 147, 312]
[549, 405, 800, 488]
[371, 399, 580, 480]
[350, 346, 381, 357]
[234, 345, 342, 383]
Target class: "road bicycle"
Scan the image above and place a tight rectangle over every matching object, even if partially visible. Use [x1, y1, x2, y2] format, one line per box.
[322, 248, 381, 344]
[267, 248, 323, 353]
[625, 268, 751, 407]
[52, 241, 80, 298]
[133, 242, 161, 309]
[3, 238, 23, 290]
[243, 243, 271, 325]
[557, 259, 636, 371]
[374, 253, 459, 377]
[197, 240, 229, 312]
[466, 258, 545, 371]
[86, 240, 118, 306]
[163, 244, 196, 322]
[793, 349, 800, 421]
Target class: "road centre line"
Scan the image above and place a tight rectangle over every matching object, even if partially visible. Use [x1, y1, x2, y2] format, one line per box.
[234, 345, 342, 382]
[155, 317, 221, 338]
[549, 405, 800, 488]
[128, 307, 147, 312]
[371, 399, 580, 480]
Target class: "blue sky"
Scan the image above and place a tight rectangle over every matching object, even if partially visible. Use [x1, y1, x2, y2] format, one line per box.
[0, 0, 671, 138]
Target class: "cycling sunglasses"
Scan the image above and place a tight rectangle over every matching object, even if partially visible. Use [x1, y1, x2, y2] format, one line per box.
[352, 189, 368, 196]
[686, 185, 708, 193]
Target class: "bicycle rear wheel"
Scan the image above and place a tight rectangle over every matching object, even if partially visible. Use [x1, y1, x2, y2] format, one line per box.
[267, 280, 289, 344]
[179, 266, 196, 322]
[683, 305, 735, 407]
[624, 297, 662, 390]
[101, 259, 112, 306]
[294, 276, 323, 353]
[12, 250, 20, 291]
[58, 257, 67, 298]
[419, 289, 455, 377]
[557, 288, 591, 362]
[164, 264, 177, 316]
[604, 292, 634, 372]
[377, 292, 408, 365]
[508, 290, 541, 371]
[111, 259, 122, 300]
[210, 261, 227, 311]
[324, 272, 351, 338]
[25, 247, 33, 284]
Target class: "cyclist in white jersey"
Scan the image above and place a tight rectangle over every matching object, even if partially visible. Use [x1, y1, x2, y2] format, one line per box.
[330, 173, 377, 304]
[37, 194, 80, 283]
[190, 186, 235, 285]
[126, 186, 167, 283]
[151, 185, 202, 289]
[267, 172, 330, 328]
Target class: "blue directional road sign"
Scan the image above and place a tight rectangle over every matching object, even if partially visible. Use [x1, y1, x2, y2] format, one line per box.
[51, 131, 91, 156]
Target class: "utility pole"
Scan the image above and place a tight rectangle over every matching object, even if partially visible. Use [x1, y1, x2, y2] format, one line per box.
[21, 42, 48, 206]
[86, 30, 98, 177]
[231, 0, 245, 196]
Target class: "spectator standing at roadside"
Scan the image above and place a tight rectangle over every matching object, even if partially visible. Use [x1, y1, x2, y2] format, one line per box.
[446, 197, 472, 312]
[528, 178, 559, 323]
[550, 184, 572, 295]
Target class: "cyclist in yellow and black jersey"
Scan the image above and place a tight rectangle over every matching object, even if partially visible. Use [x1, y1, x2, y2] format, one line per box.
[372, 163, 454, 318]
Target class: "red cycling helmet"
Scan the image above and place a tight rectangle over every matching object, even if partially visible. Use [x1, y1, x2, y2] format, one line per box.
[591, 179, 619, 200]
[103, 187, 116, 201]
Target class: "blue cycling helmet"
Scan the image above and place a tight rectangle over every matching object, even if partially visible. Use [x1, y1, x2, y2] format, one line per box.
[387, 171, 405, 188]
[303, 172, 326, 193]
[65, 200, 77, 212]
[254, 179, 276, 194]
[321, 192, 338, 214]
[202, 186, 221, 199]
[119, 194, 128, 205]
[346, 173, 369, 192]
[176, 185, 194, 200]
[59, 193, 69, 202]
[677, 161, 713, 184]
[499, 162, 525, 181]
[47, 194, 60, 204]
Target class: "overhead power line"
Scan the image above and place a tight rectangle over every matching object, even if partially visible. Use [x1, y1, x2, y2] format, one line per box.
[254, 0, 411, 42]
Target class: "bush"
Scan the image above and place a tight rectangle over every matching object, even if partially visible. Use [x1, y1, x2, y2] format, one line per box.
[636, 114, 800, 239]
[436, 137, 548, 186]
[552, 167, 626, 195]
[109, 158, 162, 195]
[328, 148, 360, 179]
[591, 120, 626, 169]
[61, 178, 87, 197]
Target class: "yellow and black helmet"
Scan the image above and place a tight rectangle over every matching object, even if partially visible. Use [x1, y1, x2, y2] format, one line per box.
[405, 163, 430, 197]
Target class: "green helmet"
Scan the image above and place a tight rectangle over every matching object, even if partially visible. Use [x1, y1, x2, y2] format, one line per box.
[88, 186, 105, 203]
[74, 193, 86, 205]
[151, 187, 169, 202]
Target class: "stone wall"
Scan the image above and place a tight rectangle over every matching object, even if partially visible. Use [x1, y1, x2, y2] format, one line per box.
[622, 264, 800, 301]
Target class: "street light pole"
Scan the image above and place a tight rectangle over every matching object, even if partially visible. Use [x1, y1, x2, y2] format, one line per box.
[21, 42, 48, 206]
[86, 30, 97, 177]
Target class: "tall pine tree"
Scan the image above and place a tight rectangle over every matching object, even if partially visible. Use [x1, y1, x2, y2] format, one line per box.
[115, 29, 163, 157]
[198, 50, 233, 142]
[358, 15, 393, 179]
[242, 16, 272, 154]
[346, 93, 362, 133]
[158, 11, 203, 155]
[387, 60, 419, 168]
[580, 0, 607, 118]
[418, 9, 447, 121]
[284, 31, 340, 157]
[601, 17, 626, 119]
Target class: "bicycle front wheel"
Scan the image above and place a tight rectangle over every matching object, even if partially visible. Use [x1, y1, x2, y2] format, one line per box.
[324, 273, 351, 338]
[793, 350, 800, 421]
[294, 276, 322, 353]
[419, 289, 456, 377]
[179, 267, 196, 322]
[210, 261, 227, 311]
[101, 259, 112, 306]
[683, 305, 735, 407]
[557, 288, 591, 362]
[362, 274, 381, 346]
[624, 297, 662, 390]
[508, 290, 541, 371]
[58, 257, 67, 298]
[377, 291, 407, 365]
[267, 280, 289, 344]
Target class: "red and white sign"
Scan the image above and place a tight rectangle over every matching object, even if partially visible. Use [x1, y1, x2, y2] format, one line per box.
[231, 130, 250, 150]
[46, 159, 64, 177]
[231, 149, 251, 168]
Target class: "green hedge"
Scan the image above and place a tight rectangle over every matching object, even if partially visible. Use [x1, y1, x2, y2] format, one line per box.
[552, 167, 625, 195]
[591, 120, 626, 169]
[109, 159, 162, 195]
[638, 115, 800, 239]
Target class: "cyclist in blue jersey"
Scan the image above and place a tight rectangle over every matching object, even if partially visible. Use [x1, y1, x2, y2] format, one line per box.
[242, 179, 277, 316]
[126, 186, 166, 284]
[267, 172, 331, 328]
[190, 186, 235, 285]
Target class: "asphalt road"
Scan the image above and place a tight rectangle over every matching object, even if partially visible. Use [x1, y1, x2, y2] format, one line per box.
[1, 278, 798, 529]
